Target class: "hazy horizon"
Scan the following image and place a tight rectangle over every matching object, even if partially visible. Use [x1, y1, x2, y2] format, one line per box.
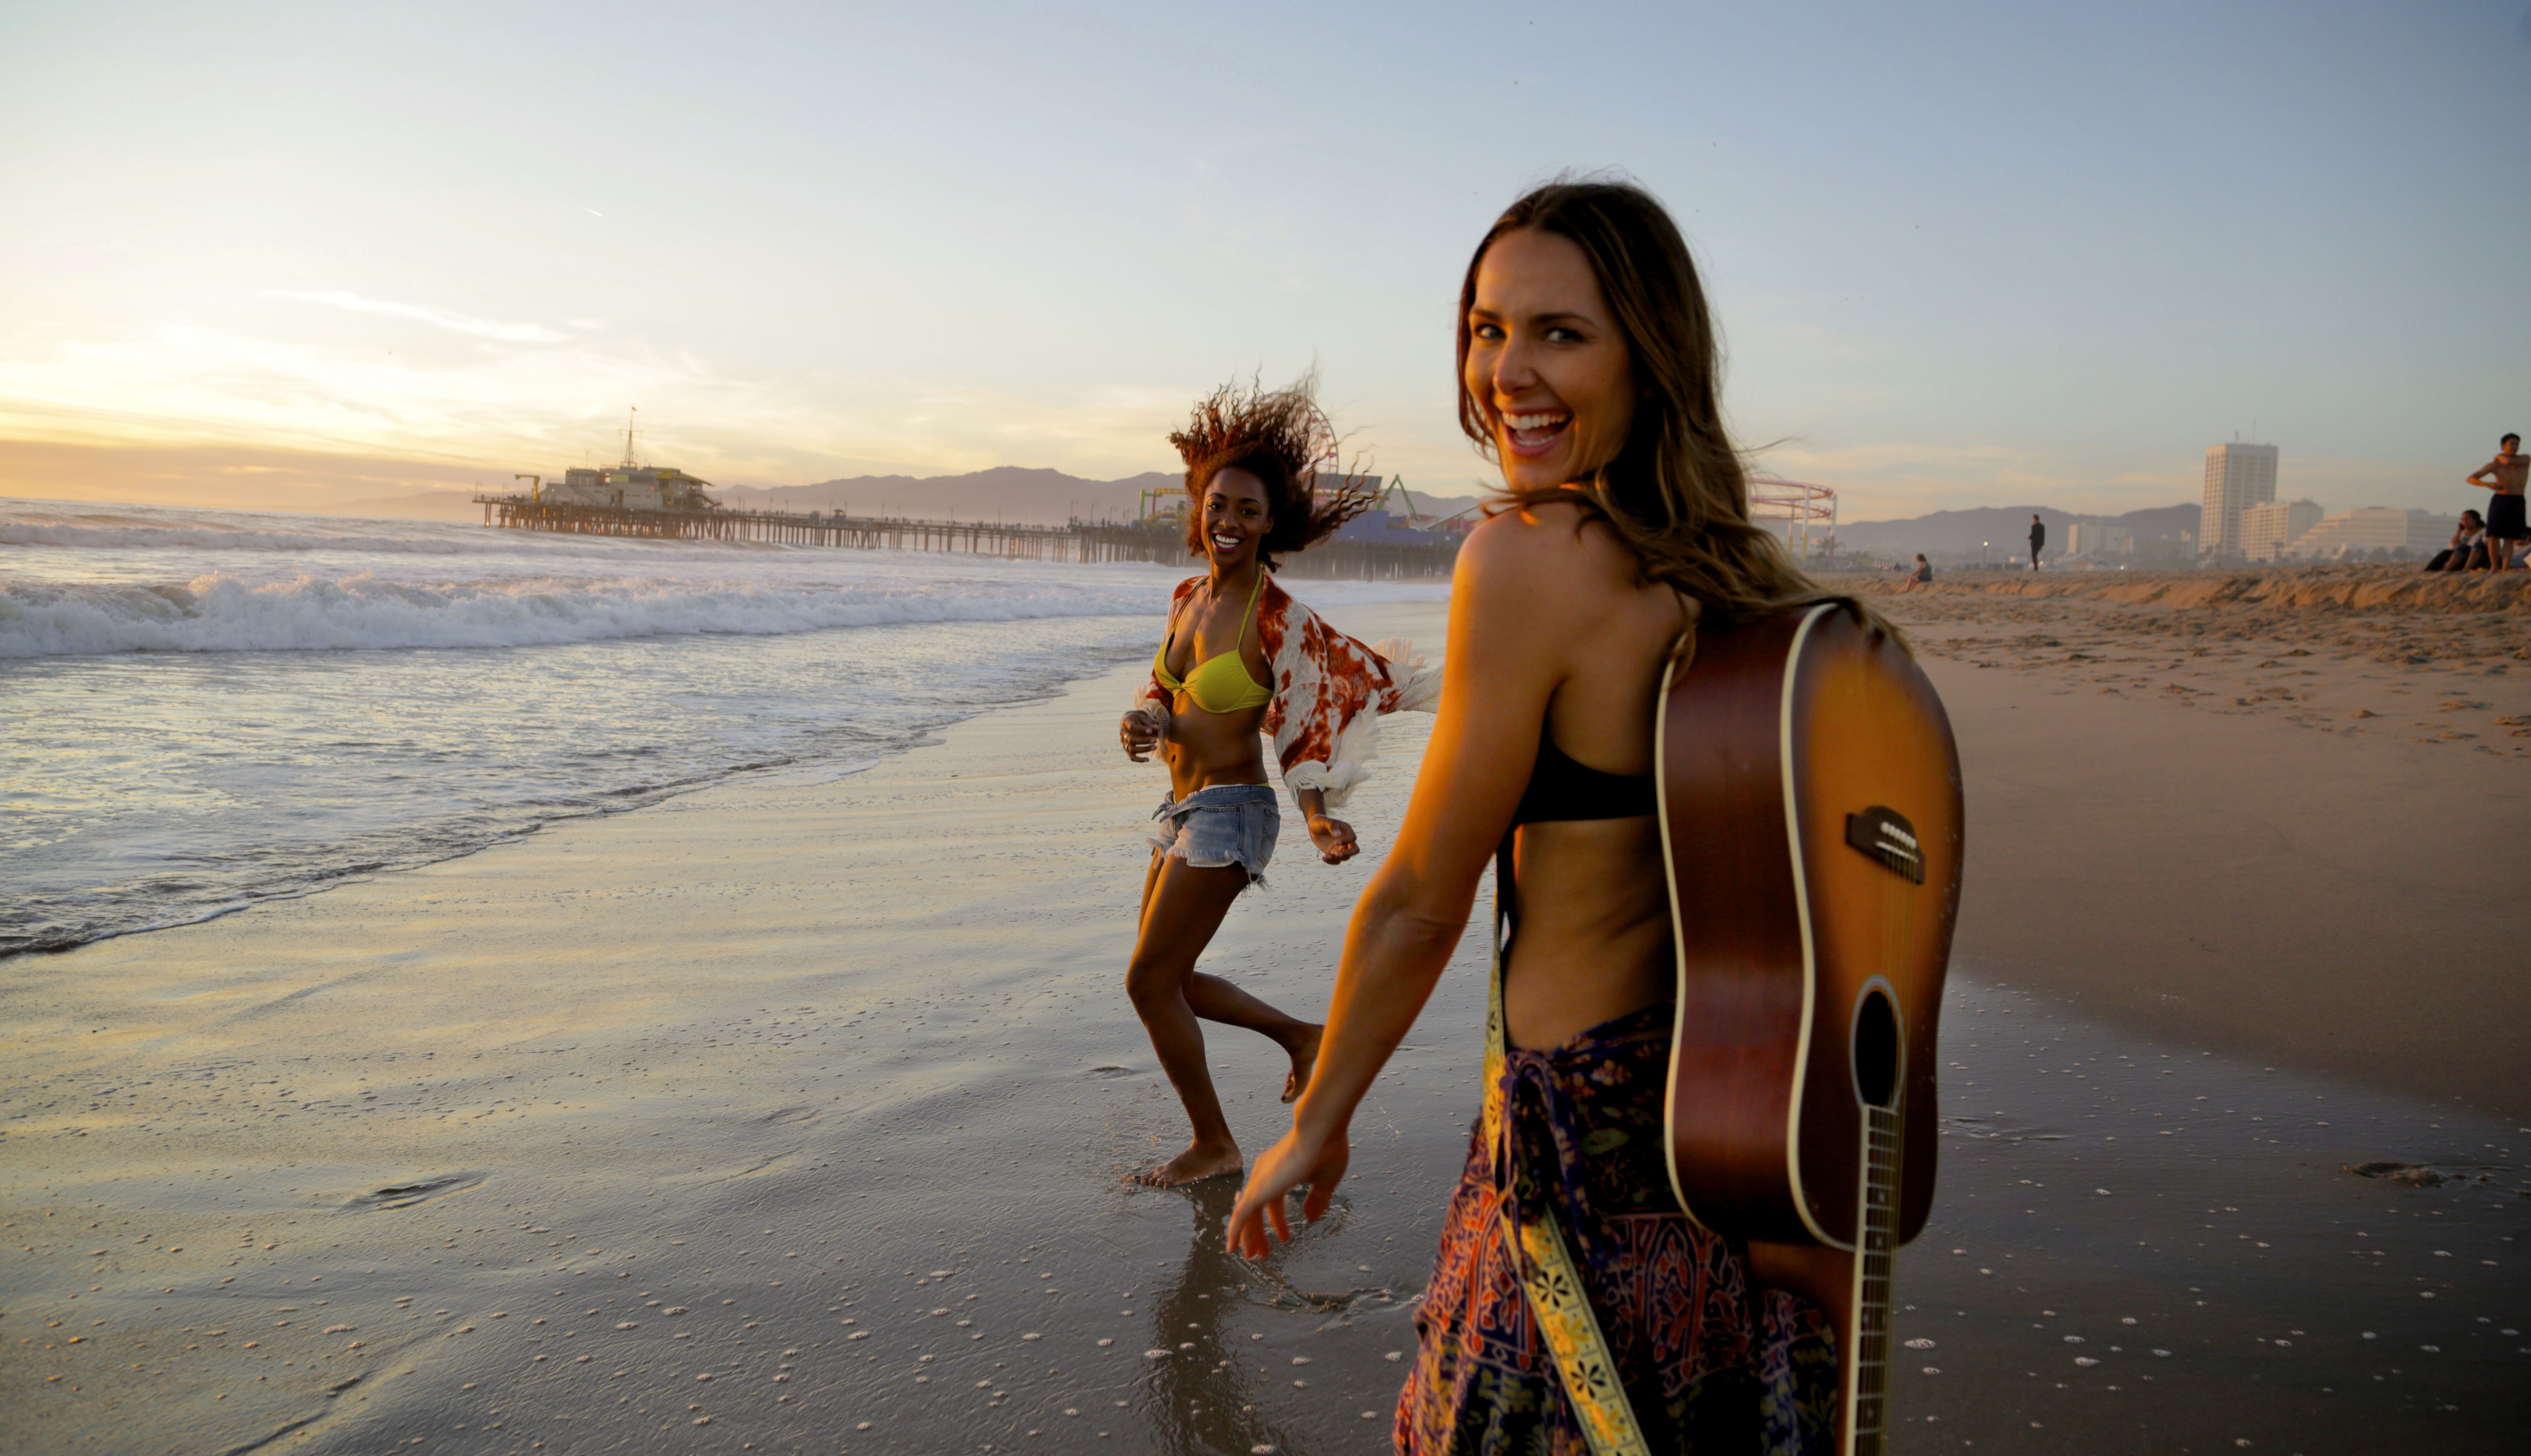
[7, 442, 2221, 530]
[4, 1, 2525, 522]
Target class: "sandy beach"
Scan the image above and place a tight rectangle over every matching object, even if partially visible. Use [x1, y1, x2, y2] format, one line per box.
[6, 580, 2528, 1455]
[1851, 566, 2531, 1116]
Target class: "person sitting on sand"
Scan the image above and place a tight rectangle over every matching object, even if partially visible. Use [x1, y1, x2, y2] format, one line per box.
[2427, 511, 2487, 572]
[1904, 552, 1934, 588]
[2466, 433, 2527, 571]
[1229, 177, 1841, 1452]
[1116, 377, 1438, 1188]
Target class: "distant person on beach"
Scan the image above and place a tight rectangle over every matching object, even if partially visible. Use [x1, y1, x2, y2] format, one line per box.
[2029, 512, 2045, 570]
[2427, 511, 2487, 572]
[1229, 179, 1841, 1451]
[2466, 433, 2527, 570]
[1905, 552, 1933, 587]
[1117, 378, 1437, 1188]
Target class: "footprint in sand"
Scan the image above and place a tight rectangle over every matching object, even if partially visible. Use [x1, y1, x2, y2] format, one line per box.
[339, 1172, 485, 1211]
[2343, 1161, 2447, 1187]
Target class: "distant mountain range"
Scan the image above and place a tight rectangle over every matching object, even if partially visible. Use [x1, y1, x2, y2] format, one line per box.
[718, 467, 1487, 526]
[1834, 503, 2198, 559]
[325, 466, 1488, 528]
[715, 467, 1173, 524]
[321, 469, 2194, 556]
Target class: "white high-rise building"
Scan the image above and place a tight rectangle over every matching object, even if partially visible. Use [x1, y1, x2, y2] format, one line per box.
[2064, 522, 2132, 558]
[2286, 508, 2457, 559]
[2200, 442, 2279, 559]
[2240, 499, 2323, 561]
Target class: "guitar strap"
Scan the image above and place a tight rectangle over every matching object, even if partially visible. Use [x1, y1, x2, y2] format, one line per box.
[1489, 839, 1654, 1456]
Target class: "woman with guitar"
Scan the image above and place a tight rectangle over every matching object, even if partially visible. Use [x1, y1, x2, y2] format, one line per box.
[1229, 180, 1863, 1451]
[1117, 378, 1439, 1188]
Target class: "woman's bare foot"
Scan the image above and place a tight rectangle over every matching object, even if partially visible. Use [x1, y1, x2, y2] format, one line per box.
[1280, 1024, 1324, 1105]
[1130, 1140, 1244, 1188]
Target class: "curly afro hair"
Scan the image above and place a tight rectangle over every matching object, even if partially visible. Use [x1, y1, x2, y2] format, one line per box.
[1168, 374, 1378, 570]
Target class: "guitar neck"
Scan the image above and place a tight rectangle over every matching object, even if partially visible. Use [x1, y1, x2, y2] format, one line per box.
[1843, 1101, 1901, 1456]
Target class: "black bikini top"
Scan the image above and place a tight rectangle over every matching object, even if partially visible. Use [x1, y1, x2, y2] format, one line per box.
[1510, 732, 1656, 825]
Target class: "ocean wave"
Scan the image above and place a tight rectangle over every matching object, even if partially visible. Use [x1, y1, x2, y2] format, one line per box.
[0, 502, 797, 562]
[0, 571, 1168, 657]
[0, 517, 711, 559]
[1, 520, 497, 554]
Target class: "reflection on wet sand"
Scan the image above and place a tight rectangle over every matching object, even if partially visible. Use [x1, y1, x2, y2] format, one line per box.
[1889, 978, 2530, 1452]
[8, 645, 2525, 1454]
[1139, 1182, 1295, 1456]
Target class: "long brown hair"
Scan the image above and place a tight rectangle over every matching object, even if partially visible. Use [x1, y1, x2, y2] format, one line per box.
[1458, 177, 1837, 622]
[1170, 374, 1378, 571]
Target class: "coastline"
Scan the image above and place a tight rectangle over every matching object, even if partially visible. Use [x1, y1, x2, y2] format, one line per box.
[0, 599, 1472, 1456]
[5, 589, 2526, 1454]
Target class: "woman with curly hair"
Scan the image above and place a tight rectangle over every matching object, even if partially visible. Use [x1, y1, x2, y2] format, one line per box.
[1117, 377, 1438, 1188]
[1230, 180, 1846, 1451]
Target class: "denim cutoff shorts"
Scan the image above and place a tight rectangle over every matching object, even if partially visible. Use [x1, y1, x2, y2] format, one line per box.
[1149, 783, 1280, 886]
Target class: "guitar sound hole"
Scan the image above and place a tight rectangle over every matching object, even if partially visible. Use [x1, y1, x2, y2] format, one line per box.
[1853, 989, 1900, 1109]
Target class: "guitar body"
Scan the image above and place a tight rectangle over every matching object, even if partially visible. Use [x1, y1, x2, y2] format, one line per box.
[1654, 602, 1963, 1455]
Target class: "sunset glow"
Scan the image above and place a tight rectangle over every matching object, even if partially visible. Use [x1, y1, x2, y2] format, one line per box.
[4, 2, 2524, 516]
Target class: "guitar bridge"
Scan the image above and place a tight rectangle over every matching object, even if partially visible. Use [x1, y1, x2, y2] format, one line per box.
[1845, 806, 1925, 884]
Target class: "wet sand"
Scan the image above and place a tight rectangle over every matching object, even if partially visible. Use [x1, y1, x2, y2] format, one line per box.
[6, 587, 2529, 1454]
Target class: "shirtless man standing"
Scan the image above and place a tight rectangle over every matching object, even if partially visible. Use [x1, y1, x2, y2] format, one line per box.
[2466, 432, 2527, 571]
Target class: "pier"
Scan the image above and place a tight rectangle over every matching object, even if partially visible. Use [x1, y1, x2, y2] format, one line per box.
[470, 494, 1459, 580]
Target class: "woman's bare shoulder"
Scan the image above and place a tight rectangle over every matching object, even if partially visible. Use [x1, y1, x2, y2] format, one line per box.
[1460, 500, 1637, 599]
[1164, 575, 1203, 622]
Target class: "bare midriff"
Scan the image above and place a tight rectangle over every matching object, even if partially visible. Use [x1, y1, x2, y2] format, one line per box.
[1501, 815, 1674, 1050]
[1161, 693, 1273, 801]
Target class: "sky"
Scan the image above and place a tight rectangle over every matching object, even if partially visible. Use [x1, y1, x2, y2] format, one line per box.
[1, 0, 2525, 520]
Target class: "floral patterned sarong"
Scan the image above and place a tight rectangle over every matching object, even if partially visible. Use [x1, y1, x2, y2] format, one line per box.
[1396, 1001, 1838, 1455]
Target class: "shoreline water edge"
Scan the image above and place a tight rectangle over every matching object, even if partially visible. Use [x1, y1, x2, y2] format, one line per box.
[4, 532, 2527, 1452]
[0, 496, 1443, 956]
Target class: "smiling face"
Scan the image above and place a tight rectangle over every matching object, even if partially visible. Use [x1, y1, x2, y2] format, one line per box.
[1199, 466, 1274, 569]
[1463, 227, 1638, 493]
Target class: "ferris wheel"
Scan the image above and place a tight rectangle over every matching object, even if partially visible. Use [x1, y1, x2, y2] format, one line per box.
[1305, 402, 1349, 484]
[1749, 477, 1839, 561]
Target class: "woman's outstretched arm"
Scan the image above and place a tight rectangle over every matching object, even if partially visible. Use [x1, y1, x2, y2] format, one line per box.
[1227, 512, 1575, 1255]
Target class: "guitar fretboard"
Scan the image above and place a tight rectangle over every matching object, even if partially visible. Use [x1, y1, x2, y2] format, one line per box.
[1850, 1102, 1900, 1456]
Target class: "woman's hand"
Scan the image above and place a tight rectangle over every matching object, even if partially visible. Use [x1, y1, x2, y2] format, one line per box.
[1119, 707, 1163, 761]
[1226, 1122, 1349, 1258]
[1305, 813, 1359, 864]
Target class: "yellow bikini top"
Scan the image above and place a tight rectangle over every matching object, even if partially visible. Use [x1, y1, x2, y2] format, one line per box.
[1153, 572, 1273, 714]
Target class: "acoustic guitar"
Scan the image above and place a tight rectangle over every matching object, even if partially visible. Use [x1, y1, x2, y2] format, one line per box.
[1653, 601, 1964, 1456]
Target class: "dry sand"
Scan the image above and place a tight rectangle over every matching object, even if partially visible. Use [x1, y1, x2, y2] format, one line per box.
[5, 581, 2527, 1455]
[1842, 565, 2531, 1117]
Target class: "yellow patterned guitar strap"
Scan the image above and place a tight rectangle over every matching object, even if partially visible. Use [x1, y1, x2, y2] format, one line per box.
[1487, 898, 1653, 1456]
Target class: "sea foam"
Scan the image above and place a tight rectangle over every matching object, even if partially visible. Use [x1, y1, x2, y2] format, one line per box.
[0, 496, 1443, 959]
[0, 520, 496, 555]
[0, 570, 1169, 657]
